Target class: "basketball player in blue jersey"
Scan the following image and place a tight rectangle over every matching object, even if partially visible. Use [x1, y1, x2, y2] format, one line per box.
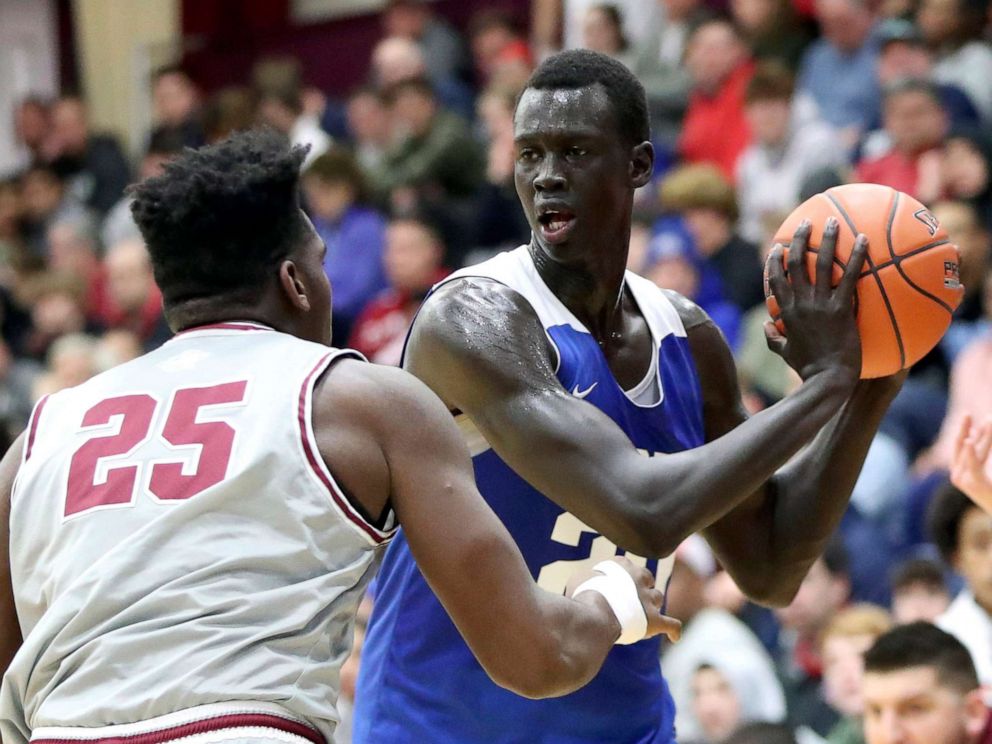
[355, 51, 907, 743]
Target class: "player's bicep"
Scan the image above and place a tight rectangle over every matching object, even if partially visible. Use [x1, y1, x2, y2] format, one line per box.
[1, 434, 25, 673]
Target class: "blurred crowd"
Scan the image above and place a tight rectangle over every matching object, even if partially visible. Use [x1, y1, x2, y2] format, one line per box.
[4, 0, 992, 742]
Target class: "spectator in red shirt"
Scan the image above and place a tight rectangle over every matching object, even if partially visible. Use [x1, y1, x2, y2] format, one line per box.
[856, 79, 948, 203]
[679, 18, 756, 181]
[349, 215, 448, 366]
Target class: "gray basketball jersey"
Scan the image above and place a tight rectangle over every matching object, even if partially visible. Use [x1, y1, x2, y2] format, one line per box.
[1, 322, 396, 744]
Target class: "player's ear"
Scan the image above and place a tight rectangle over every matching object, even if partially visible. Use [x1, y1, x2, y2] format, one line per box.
[963, 689, 988, 737]
[279, 260, 311, 312]
[630, 141, 654, 189]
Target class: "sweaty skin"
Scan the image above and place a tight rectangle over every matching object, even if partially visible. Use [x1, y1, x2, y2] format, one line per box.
[0, 211, 680, 702]
[405, 84, 905, 606]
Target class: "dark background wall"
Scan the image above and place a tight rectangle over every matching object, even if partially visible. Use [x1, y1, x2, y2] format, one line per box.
[180, 0, 531, 95]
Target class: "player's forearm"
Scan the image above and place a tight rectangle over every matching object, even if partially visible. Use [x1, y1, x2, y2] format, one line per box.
[499, 591, 619, 699]
[753, 375, 903, 600]
[625, 370, 854, 557]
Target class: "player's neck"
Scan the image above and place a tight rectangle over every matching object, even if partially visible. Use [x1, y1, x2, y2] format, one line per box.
[529, 239, 629, 341]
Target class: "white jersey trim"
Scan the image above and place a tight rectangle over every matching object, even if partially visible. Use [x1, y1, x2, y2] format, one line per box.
[30, 701, 321, 743]
[296, 351, 397, 547]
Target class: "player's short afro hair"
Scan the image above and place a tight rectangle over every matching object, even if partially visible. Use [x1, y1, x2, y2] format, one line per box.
[522, 49, 650, 147]
[130, 129, 308, 309]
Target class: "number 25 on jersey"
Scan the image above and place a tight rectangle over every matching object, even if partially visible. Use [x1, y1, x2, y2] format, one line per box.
[65, 381, 247, 518]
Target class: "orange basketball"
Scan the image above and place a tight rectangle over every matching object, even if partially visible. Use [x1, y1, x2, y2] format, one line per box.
[764, 183, 963, 379]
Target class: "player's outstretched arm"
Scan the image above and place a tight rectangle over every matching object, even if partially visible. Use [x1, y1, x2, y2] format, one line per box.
[404, 222, 874, 587]
[312, 361, 678, 699]
[0, 434, 25, 678]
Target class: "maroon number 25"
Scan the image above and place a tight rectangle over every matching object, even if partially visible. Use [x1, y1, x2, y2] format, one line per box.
[65, 381, 247, 518]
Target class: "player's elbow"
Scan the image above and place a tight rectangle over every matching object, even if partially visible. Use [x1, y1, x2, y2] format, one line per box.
[482, 640, 592, 699]
[735, 570, 803, 608]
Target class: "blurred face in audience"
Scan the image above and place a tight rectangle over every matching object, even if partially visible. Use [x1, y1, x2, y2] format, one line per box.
[878, 42, 932, 85]
[692, 666, 744, 742]
[21, 170, 63, 221]
[745, 97, 791, 147]
[953, 505, 992, 614]
[347, 92, 390, 147]
[383, 3, 428, 39]
[815, 0, 874, 53]
[943, 139, 990, 200]
[823, 633, 876, 717]
[302, 175, 354, 223]
[153, 72, 197, 126]
[582, 7, 624, 55]
[389, 89, 436, 139]
[892, 582, 951, 624]
[732, 0, 780, 34]
[686, 23, 748, 94]
[645, 255, 700, 299]
[931, 202, 989, 291]
[472, 24, 516, 78]
[50, 99, 90, 156]
[47, 223, 97, 274]
[662, 0, 704, 22]
[106, 241, 154, 313]
[884, 90, 946, 155]
[863, 667, 987, 744]
[384, 220, 443, 294]
[372, 37, 427, 87]
[916, 0, 960, 46]
[33, 290, 85, 338]
[776, 559, 849, 640]
[15, 100, 48, 150]
[0, 182, 22, 239]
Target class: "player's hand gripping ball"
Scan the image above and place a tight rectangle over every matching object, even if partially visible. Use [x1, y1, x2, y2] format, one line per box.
[764, 183, 964, 378]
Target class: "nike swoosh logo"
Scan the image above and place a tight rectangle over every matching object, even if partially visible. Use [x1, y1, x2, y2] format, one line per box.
[571, 382, 598, 399]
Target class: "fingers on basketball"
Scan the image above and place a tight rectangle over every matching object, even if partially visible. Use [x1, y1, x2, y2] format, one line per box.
[764, 184, 964, 378]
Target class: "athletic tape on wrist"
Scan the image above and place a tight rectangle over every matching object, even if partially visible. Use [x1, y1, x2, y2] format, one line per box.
[572, 560, 648, 645]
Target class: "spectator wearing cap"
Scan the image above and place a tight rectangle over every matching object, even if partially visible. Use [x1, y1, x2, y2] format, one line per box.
[301, 149, 388, 346]
[928, 483, 992, 686]
[643, 218, 743, 350]
[659, 164, 765, 312]
[662, 536, 787, 744]
[736, 62, 844, 246]
[679, 18, 756, 181]
[855, 79, 948, 203]
[775, 538, 852, 738]
[879, 20, 978, 128]
[797, 0, 880, 152]
[916, 0, 992, 121]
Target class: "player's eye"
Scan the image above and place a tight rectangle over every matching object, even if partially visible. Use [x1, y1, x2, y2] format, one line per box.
[517, 148, 540, 164]
[566, 147, 587, 158]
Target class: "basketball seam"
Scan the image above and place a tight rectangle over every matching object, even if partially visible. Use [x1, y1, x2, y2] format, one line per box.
[884, 193, 955, 315]
[857, 238, 951, 276]
[825, 190, 905, 370]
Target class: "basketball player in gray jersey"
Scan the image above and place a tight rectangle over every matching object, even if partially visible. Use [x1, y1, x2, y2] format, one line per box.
[0, 131, 678, 744]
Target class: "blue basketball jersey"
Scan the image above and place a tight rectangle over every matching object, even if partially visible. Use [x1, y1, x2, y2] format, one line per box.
[355, 247, 705, 744]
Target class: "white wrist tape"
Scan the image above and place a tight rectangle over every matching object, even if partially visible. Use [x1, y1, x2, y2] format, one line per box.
[572, 560, 648, 645]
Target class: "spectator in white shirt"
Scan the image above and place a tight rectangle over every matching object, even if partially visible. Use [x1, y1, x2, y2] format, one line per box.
[735, 62, 844, 245]
[928, 483, 992, 686]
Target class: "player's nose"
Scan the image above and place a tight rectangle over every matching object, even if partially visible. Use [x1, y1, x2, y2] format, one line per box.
[533, 156, 567, 192]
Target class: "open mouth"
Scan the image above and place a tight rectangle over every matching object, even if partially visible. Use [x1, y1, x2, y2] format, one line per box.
[537, 208, 577, 244]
